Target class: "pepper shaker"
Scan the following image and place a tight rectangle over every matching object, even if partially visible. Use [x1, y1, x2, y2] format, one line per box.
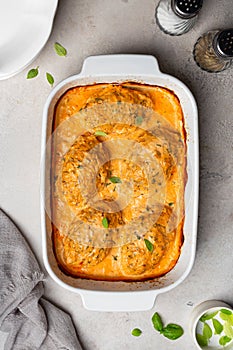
[156, 0, 203, 36]
[193, 29, 233, 72]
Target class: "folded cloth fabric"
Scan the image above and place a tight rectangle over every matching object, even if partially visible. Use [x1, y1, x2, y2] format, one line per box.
[0, 209, 83, 350]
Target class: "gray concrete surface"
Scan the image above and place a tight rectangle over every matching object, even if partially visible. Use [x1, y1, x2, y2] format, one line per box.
[1, 0, 233, 349]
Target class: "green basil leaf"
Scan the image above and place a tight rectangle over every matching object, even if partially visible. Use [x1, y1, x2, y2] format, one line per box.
[212, 318, 223, 334]
[46, 72, 54, 86]
[219, 335, 231, 346]
[94, 131, 107, 137]
[220, 312, 233, 322]
[152, 312, 163, 332]
[203, 322, 212, 340]
[220, 309, 232, 315]
[27, 66, 39, 79]
[131, 328, 142, 337]
[161, 324, 184, 340]
[196, 333, 208, 347]
[135, 116, 143, 125]
[227, 315, 233, 326]
[144, 239, 154, 252]
[102, 217, 108, 228]
[223, 321, 233, 338]
[200, 311, 218, 322]
[109, 176, 121, 184]
[54, 42, 67, 56]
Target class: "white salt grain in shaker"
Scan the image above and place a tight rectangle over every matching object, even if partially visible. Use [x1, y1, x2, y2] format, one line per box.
[155, 0, 203, 36]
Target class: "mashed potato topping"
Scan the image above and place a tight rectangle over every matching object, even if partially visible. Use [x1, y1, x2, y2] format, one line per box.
[51, 83, 186, 280]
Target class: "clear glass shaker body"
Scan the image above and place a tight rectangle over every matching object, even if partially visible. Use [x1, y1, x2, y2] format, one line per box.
[193, 30, 233, 72]
[155, 0, 202, 36]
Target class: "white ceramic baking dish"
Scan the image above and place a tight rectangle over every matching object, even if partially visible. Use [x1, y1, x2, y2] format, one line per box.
[41, 54, 199, 312]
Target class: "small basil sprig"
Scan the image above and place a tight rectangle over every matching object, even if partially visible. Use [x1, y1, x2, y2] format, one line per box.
[224, 321, 233, 338]
[27, 66, 39, 79]
[203, 322, 212, 340]
[197, 309, 233, 347]
[94, 131, 107, 137]
[27, 42, 67, 85]
[221, 309, 232, 315]
[152, 312, 163, 332]
[46, 72, 54, 86]
[131, 328, 142, 337]
[196, 322, 213, 347]
[200, 311, 218, 322]
[220, 311, 233, 322]
[212, 318, 223, 334]
[102, 217, 109, 228]
[144, 239, 154, 252]
[109, 176, 121, 184]
[132, 312, 183, 341]
[54, 42, 67, 56]
[219, 335, 231, 346]
[151, 312, 184, 340]
[196, 333, 208, 347]
[162, 324, 184, 340]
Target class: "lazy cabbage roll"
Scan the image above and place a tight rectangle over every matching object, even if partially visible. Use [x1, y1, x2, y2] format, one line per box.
[51, 82, 187, 281]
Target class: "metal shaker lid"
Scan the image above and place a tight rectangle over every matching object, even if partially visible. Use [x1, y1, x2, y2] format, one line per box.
[172, 0, 203, 19]
[214, 29, 233, 58]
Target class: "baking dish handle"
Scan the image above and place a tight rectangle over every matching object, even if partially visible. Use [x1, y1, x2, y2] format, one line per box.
[80, 54, 161, 77]
[80, 291, 158, 312]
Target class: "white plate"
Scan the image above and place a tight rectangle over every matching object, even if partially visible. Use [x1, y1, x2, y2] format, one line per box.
[0, 0, 58, 80]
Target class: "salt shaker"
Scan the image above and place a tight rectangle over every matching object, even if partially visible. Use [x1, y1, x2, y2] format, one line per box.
[193, 29, 233, 72]
[156, 0, 203, 36]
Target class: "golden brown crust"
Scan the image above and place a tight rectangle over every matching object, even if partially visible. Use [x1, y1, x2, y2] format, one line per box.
[51, 82, 186, 281]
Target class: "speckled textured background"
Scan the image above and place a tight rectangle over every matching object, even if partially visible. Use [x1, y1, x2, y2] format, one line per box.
[0, 1, 233, 349]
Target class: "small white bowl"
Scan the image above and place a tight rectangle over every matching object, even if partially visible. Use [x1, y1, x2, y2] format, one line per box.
[190, 300, 233, 350]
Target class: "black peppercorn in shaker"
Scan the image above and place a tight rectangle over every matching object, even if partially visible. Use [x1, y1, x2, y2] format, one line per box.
[193, 29, 233, 72]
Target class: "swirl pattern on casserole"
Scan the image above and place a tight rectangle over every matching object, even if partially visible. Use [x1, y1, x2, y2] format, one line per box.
[51, 82, 187, 281]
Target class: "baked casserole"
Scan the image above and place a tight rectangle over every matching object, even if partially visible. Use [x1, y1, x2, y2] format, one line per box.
[51, 82, 187, 281]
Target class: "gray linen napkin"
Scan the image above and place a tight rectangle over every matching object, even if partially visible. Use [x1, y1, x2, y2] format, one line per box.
[0, 209, 83, 350]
